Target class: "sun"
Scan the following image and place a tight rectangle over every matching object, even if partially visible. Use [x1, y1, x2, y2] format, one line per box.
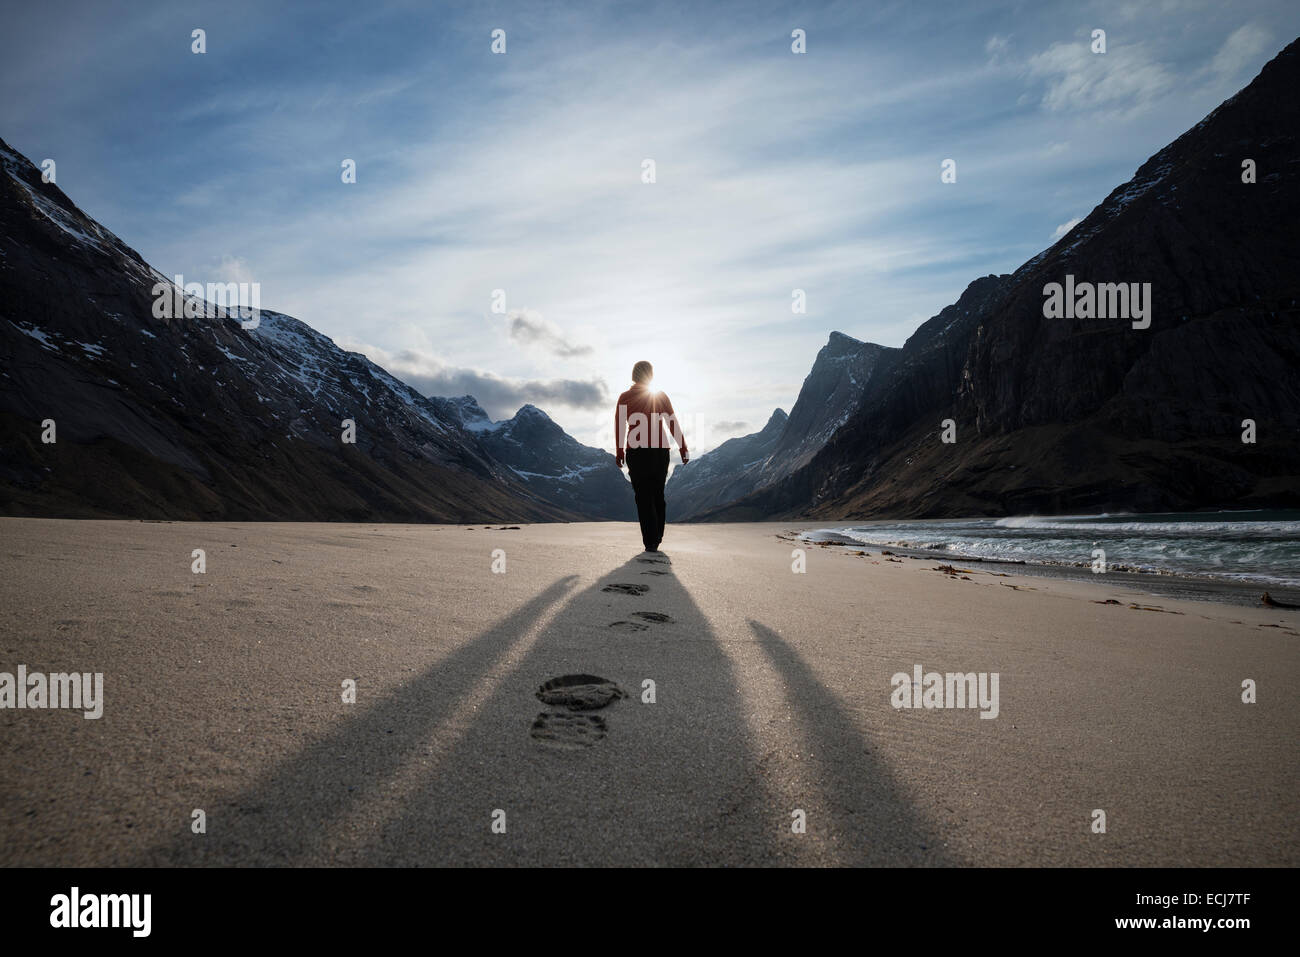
[638, 352, 687, 399]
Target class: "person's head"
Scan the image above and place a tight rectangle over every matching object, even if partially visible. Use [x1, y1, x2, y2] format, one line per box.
[631, 360, 654, 386]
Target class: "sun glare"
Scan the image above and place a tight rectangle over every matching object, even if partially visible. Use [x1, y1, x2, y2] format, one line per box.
[639, 353, 687, 399]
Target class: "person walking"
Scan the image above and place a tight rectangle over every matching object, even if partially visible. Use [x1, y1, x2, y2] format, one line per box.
[614, 361, 688, 552]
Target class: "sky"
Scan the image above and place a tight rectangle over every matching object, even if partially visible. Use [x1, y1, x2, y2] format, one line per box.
[2, 0, 1296, 453]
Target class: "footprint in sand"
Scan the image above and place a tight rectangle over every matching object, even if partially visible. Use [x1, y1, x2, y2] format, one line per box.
[536, 674, 627, 710]
[640, 569, 669, 576]
[530, 712, 607, 748]
[531, 674, 626, 748]
[602, 583, 649, 596]
[608, 616, 650, 631]
[607, 611, 674, 632]
[636, 556, 670, 565]
[608, 620, 649, 633]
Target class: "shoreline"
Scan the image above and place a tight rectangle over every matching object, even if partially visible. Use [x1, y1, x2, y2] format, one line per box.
[798, 529, 1300, 610]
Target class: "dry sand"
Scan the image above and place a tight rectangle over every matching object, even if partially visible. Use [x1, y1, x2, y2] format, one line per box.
[0, 517, 1296, 867]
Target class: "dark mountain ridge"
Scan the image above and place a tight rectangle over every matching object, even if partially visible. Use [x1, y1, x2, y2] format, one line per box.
[0, 137, 572, 522]
[704, 39, 1300, 520]
[666, 330, 897, 519]
[664, 407, 788, 519]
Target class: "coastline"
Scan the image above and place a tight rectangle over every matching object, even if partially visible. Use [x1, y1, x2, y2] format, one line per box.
[799, 521, 1300, 609]
[800, 536, 1300, 609]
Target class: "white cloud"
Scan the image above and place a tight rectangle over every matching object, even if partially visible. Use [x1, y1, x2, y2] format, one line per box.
[344, 341, 609, 420]
[213, 254, 254, 285]
[713, 420, 749, 433]
[507, 309, 591, 358]
[1051, 217, 1082, 240]
[1210, 23, 1273, 79]
[985, 34, 1011, 65]
[1025, 38, 1176, 117]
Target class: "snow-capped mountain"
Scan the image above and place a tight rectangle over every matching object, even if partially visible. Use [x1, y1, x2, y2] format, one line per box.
[0, 136, 570, 521]
[439, 394, 498, 433]
[444, 397, 634, 520]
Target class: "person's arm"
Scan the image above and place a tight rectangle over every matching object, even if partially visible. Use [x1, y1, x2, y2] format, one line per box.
[614, 399, 625, 468]
[664, 395, 688, 463]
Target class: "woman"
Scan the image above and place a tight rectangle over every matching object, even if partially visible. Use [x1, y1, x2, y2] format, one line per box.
[613, 361, 688, 552]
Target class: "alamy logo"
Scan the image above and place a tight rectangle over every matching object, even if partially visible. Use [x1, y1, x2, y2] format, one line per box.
[151, 273, 262, 329]
[1042, 274, 1151, 329]
[0, 666, 103, 718]
[890, 664, 999, 719]
[50, 887, 151, 937]
[617, 405, 685, 448]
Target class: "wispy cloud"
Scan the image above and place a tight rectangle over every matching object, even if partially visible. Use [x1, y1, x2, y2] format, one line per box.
[507, 309, 592, 358]
[1023, 37, 1177, 117]
[1211, 23, 1273, 78]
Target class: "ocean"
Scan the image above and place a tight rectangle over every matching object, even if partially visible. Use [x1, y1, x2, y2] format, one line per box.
[805, 510, 1300, 606]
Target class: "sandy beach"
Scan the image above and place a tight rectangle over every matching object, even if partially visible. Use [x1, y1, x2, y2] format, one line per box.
[0, 517, 1296, 867]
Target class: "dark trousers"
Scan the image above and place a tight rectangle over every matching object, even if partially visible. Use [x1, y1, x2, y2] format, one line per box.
[625, 447, 669, 549]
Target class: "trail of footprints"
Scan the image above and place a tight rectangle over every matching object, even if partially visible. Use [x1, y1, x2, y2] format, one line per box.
[603, 575, 675, 632]
[530, 575, 675, 748]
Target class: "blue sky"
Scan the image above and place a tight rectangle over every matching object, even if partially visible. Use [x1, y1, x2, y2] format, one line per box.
[2, 0, 1296, 452]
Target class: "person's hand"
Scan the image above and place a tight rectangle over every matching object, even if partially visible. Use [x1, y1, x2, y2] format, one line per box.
[615, 452, 625, 468]
[680, 449, 689, 465]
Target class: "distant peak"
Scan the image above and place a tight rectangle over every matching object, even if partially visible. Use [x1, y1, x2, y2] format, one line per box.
[447, 394, 497, 432]
[816, 331, 869, 363]
[760, 408, 788, 435]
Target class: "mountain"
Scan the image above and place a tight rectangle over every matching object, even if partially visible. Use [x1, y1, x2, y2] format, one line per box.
[664, 407, 787, 519]
[444, 397, 634, 520]
[0, 137, 571, 522]
[705, 38, 1300, 520]
[665, 331, 896, 519]
[753, 333, 898, 484]
[440, 394, 498, 433]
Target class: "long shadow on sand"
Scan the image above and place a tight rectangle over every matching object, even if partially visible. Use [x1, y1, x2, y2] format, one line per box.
[350, 555, 795, 866]
[139, 576, 580, 865]
[747, 620, 958, 865]
[141, 554, 949, 865]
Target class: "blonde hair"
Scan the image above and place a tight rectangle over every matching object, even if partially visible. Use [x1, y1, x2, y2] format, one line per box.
[632, 360, 654, 384]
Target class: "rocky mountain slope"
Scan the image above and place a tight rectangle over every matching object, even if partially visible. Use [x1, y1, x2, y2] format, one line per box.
[664, 407, 787, 519]
[705, 38, 1300, 520]
[0, 137, 571, 522]
[666, 331, 896, 519]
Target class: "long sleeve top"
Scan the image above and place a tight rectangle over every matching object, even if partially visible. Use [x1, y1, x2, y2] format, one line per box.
[614, 384, 688, 456]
